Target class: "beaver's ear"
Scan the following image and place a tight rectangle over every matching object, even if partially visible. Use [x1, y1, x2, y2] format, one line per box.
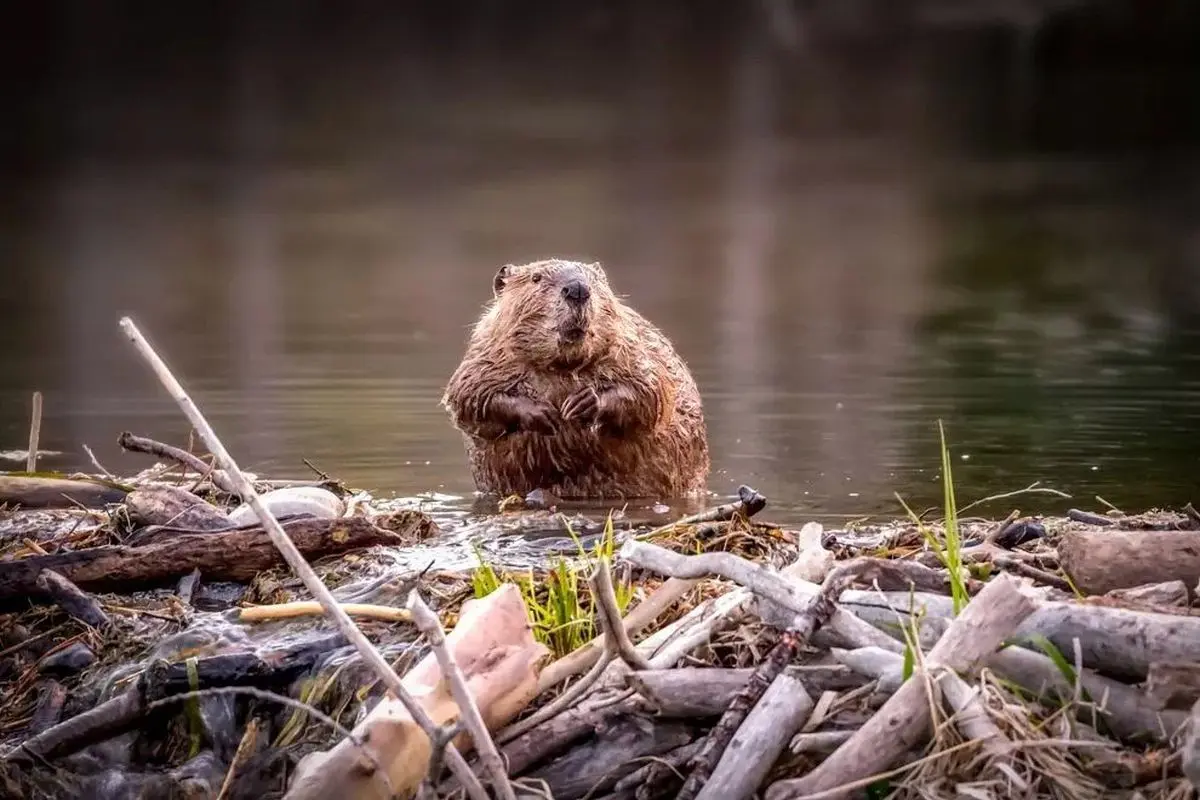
[492, 264, 512, 297]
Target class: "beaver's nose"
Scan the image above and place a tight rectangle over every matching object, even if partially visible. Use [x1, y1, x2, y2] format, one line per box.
[562, 279, 590, 304]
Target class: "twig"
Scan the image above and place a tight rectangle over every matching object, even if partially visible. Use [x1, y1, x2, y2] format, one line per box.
[117, 317, 482, 797]
[81, 444, 115, 478]
[420, 722, 464, 799]
[993, 554, 1073, 592]
[215, 716, 261, 800]
[1067, 508, 1112, 527]
[589, 557, 651, 671]
[407, 588, 516, 800]
[638, 484, 767, 540]
[27, 391, 43, 473]
[956, 482, 1070, 516]
[117, 429, 240, 496]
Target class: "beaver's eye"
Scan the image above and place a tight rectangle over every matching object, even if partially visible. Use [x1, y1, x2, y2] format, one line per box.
[531, 274, 542, 284]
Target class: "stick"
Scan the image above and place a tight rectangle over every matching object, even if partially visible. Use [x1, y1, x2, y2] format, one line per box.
[638, 484, 767, 540]
[590, 557, 651, 671]
[27, 390, 42, 473]
[117, 317, 480, 797]
[35, 569, 109, 629]
[239, 601, 413, 625]
[117, 430, 240, 496]
[766, 573, 1038, 800]
[407, 589, 516, 800]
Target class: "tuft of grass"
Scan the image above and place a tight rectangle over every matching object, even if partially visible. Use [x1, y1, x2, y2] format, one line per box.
[895, 420, 968, 615]
[468, 511, 633, 659]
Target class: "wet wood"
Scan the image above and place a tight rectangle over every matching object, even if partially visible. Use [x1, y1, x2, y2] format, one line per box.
[124, 484, 233, 531]
[286, 584, 548, 800]
[0, 511, 435, 603]
[0, 475, 129, 510]
[1058, 529, 1200, 597]
[34, 569, 110, 628]
[523, 715, 697, 800]
[117, 430, 240, 496]
[766, 573, 1038, 800]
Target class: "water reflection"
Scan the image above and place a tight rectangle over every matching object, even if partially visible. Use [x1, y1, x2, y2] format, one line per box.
[2, 3, 1198, 526]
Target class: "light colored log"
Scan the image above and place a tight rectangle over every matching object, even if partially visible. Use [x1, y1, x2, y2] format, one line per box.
[696, 670, 815, 800]
[766, 573, 1038, 800]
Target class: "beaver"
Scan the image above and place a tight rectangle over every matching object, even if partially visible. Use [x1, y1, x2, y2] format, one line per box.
[441, 258, 710, 500]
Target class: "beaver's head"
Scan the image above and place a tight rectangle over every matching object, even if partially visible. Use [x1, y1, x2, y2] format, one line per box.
[487, 258, 618, 368]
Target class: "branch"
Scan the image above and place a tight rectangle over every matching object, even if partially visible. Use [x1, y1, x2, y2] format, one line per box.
[117, 317, 479, 797]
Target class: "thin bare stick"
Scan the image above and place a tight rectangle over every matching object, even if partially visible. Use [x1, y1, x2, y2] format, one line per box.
[81, 444, 115, 478]
[238, 601, 413, 624]
[215, 716, 262, 800]
[957, 481, 1071, 516]
[116, 316, 482, 797]
[27, 391, 43, 473]
[589, 557, 651, 671]
[117, 430, 240, 496]
[407, 589, 515, 800]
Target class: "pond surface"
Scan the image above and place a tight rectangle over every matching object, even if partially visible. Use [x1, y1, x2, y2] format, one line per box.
[3, 3, 1200, 530]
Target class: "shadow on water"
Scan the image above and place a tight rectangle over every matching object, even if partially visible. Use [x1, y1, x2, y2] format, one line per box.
[2, 1, 1199, 532]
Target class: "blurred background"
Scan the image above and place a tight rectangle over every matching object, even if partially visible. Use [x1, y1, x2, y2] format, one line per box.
[2, 0, 1199, 523]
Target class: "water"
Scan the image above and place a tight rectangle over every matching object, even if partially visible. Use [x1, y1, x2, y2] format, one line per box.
[3, 3, 1200, 528]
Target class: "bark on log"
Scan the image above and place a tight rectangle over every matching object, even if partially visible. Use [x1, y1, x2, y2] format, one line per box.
[1181, 697, 1200, 790]
[0, 512, 433, 603]
[1058, 529, 1200, 597]
[501, 695, 643, 777]
[285, 584, 549, 800]
[124, 484, 233, 531]
[1146, 662, 1200, 711]
[696, 670, 814, 800]
[0, 475, 129, 510]
[766, 573, 1039, 800]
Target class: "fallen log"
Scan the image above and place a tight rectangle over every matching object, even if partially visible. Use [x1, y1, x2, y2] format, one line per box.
[0, 474, 130, 510]
[1058, 529, 1200, 597]
[696, 670, 814, 800]
[0, 511, 434, 603]
[124, 483, 234, 531]
[766, 573, 1039, 800]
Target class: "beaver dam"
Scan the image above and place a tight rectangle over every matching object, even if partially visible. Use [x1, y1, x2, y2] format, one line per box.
[3, 318, 1200, 800]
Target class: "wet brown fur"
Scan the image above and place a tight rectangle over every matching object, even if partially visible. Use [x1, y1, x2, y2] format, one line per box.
[442, 258, 710, 500]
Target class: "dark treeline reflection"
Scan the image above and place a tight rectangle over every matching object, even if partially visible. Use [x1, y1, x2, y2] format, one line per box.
[2, 0, 1199, 522]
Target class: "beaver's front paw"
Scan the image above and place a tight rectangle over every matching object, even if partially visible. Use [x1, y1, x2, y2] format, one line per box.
[561, 386, 602, 426]
[513, 399, 561, 435]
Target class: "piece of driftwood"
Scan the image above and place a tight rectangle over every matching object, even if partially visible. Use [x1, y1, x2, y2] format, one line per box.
[522, 715, 698, 800]
[789, 730, 854, 755]
[639, 484, 767, 540]
[0, 474, 129, 510]
[286, 584, 549, 800]
[0, 512, 431, 602]
[627, 666, 865, 717]
[117, 430, 240, 496]
[1059, 529, 1200, 596]
[501, 694, 643, 777]
[34, 569, 110, 628]
[1106, 580, 1190, 606]
[766, 573, 1038, 800]
[611, 739, 704, 800]
[124, 484, 234, 531]
[696, 670, 814, 800]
